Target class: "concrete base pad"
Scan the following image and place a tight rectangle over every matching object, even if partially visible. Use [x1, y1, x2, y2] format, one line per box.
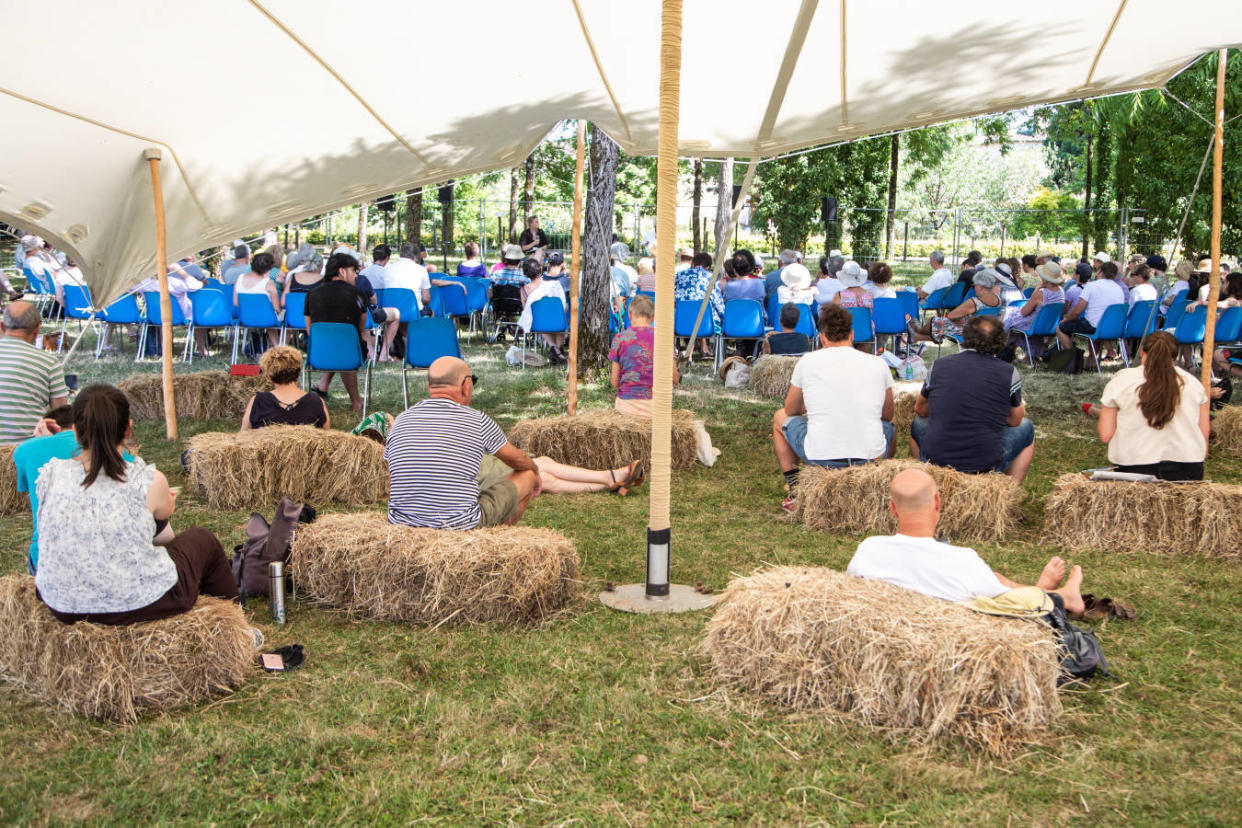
[599, 583, 721, 614]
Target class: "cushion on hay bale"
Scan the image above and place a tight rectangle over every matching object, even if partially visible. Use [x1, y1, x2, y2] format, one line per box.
[794, 460, 1022, 544]
[186, 426, 387, 510]
[1039, 473, 1242, 558]
[118, 371, 272, 421]
[747, 355, 800, 398]
[1212, 406, 1242, 457]
[0, 576, 253, 723]
[1, 445, 27, 516]
[290, 512, 579, 625]
[507, 409, 698, 471]
[704, 566, 1062, 750]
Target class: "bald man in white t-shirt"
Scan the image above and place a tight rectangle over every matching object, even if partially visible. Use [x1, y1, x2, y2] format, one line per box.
[847, 469, 1086, 612]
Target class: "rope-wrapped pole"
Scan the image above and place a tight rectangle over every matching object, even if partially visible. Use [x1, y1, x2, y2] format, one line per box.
[1201, 48, 1228, 398]
[567, 119, 587, 416]
[646, 0, 683, 598]
[145, 148, 178, 440]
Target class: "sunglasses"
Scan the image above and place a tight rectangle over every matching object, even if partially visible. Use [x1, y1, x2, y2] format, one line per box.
[464, 374, 480, 386]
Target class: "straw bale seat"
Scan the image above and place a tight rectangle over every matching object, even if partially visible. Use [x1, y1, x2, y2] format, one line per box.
[507, 408, 699, 471]
[746, 355, 800, 398]
[290, 512, 579, 625]
[1039, 473, 1242, 558]
[794, 460, 1023, 544]
[185, 426, 387, 510]
[1211, 405, 1242, 457]
[704, 566, 1062, 751]
[118, 370, 271, 422]
[1, 445, 26, 516]
[0, 576, 254, 723]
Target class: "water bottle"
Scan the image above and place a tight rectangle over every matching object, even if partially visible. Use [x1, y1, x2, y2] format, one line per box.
[269, 561, 286, 625]
[904, 359, 913, 381]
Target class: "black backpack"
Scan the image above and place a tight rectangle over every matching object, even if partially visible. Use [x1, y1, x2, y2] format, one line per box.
[1043, 595, 1111, 683]
[1044, 346, 1085, 375]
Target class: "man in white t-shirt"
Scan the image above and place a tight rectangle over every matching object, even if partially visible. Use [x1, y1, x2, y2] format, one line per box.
[385, 242, 433, 310]
[918, 250, 953, 300]
[773, 303, 895, 512]
[1057, 270, 1125, 350]
[847, 469, 1086, 611]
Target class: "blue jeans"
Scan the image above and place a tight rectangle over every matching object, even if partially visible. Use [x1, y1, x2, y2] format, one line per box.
[910, 416, 1034, 472]
[783, 416, 895, 468]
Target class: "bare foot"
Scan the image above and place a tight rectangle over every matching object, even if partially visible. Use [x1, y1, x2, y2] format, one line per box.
[1053, 565, 1085, 615]
[1036, 556, 1067, 591]
[350, 399, 364, 412]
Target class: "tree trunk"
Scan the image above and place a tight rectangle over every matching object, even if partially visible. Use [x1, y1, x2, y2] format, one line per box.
[508, 168, 520, 243]
[357, 203, 369, 255]
[441, 183, 454, 256]
[405, 188, 422, 247]
[523, 155, 536, 227]
[1082, 127, 1094, 261]
[713, 157, 733, 255]
[581, 124, 619, 373]
[884, 134, 899, 259]
[691, 159, 703, 253]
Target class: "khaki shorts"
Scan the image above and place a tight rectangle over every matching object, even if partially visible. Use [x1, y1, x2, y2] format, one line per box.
[476, 454, 519, 527]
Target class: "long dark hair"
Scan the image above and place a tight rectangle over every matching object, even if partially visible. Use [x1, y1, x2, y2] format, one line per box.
[73, 384, 130, 486]
[1138, 331, 1182, 430]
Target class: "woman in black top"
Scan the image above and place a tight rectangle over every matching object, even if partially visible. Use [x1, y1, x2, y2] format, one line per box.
[240, 345, 329, 431]
[304, 253, 367, 410]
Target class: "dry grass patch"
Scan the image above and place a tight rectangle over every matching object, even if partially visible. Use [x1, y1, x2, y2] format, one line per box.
[508, 408, 698, 471]
[0, 576, 254, 723]
[1, 445, 26, 515]
[794, 460, 1023, 544]
[118, 371, 271, 421]
[290, 512, 579, 625]
[1039, 473, 1242, 558]
[704, 566, 1062, 753]
[186, 426, 386, 510]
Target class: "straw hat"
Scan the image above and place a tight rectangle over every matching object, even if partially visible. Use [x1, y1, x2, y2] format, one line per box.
[838, 260, 865, 287]
[1197, 258, 1215, 274]
[1035, 261, 1066, 285]
[780, 263, 812, 290]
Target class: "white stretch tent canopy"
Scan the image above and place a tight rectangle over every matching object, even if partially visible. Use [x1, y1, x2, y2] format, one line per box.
[2, 0, 1240, 305]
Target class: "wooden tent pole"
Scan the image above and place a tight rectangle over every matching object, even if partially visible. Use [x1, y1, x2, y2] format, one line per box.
[567, 119, 587, 415]
[1201, 48, 1228, 398]
[144, 148, 178, 440]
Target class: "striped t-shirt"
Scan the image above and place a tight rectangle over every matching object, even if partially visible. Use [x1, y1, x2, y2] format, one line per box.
[384, 398, 507, 529]
[0, 337, 68, 443]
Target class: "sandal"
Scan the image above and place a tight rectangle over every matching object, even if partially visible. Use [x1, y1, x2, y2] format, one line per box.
[609, 460, 645, 496]
[1077, 594, 1137, 621]
[310, 385, 328, 400]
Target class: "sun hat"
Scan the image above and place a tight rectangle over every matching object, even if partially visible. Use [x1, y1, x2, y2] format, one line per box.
[609, 241, 631, 260]
[502, 244, 524, 262]
[995, 261, 1012, 277]
[972, 269, 1000, 288]
[838, 260, 865, 287]
[780, 263, 812, 290]
[1197, 258, 1215, 273]
[1091, 251, 1111, 264]
[1035, 261, 1066, 285]
[829, 249, 843, 258]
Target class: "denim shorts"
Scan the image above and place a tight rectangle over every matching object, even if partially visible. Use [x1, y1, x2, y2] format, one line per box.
[910, 415, 1034, 472]
[783, 416, 895, 468]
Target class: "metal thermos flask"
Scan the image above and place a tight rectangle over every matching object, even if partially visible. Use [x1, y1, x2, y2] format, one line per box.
[269, 561, 286, 624]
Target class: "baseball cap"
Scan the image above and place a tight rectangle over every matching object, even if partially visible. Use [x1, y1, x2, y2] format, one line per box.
[1146, 254, 1167, 271]
[547, 251, 564, 265]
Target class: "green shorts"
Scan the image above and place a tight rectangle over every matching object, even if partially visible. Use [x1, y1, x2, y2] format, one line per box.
[476, 454, 519, 527]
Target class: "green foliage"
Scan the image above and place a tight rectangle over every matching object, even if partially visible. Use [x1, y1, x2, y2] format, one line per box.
[1010, 187, 1083, 240]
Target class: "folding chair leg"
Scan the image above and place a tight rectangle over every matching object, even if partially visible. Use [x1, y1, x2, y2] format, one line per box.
[1090, 339, 1101, 374]
[1119, 339, 1129, 368]
[231, 325, 241, 365]
[401, 364, 409, 409]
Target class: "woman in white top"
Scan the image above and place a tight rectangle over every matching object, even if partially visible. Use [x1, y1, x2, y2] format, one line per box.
[517, 258, 569, 363]
[865, 261, 898, 300]
[1097, 331, 1208, 480]
[776, 263, 816, 306]
[234, 251, 283, 347]
[34, 384, 238, 624]
[1127, 263, 1159, 307]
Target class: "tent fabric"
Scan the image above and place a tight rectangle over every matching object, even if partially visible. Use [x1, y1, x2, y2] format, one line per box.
[2, 0, 1239, 306]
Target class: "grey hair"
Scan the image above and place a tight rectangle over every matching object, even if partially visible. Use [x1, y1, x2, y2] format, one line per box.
[399, 243, 418, 259]
[779, 249, 798, 266]
[930, 250, 945, 265]
[828, 255, 845, 274]
[2, 302, 42, 331]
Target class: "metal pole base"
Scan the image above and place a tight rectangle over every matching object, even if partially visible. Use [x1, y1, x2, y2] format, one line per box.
[599, 583, 721, 614]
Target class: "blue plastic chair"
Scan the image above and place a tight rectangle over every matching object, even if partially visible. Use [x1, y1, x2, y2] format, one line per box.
[521, 297, 570, 369]
[186, 289, 236, 364]
[98, 293, 143, 360]
[1023, 287, 1036, 298]
[1213, 305, 1242, 347]
[919, 286, 949, 319]
[674, 299, 714, 339]
[1119, 301, 1159, 366]
[1174, 304, 1208, 348]
[848, 306, 875, 352]
[1073, 303, 1129, 373]
[871, 297, 907, 352]
[234, 293, 284, 363]
[461, 277, 490, 337]
[401, 318, 463, 407]
[305, 322, 371, 415]
[1018, 302, 1064, 367]
[438, 281, 470, 322]
[139, 291, 187, 358]
[716, 299, 765, 371]
[792, 303, 817, 339]
[765, 294, 783, 329]
[898, 290, 919, 326]
[383, 287, 419, 322]
[943, 281, 968, 311]
[283, 291, 308, 333]
[1160, 290, 1189, 328]
[427, 285, 448, 318]
[22, 265, 55, 310]
[57, 284, 95, 353]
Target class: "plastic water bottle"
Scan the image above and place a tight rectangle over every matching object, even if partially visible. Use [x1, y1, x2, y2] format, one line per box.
[904, 360, 914, 381]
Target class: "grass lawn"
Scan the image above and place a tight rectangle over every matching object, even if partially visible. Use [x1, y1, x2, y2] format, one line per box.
[1, 323, 1240, 825]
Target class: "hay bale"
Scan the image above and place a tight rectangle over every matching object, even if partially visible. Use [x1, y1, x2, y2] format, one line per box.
[794, 460, 1022, 544]
[0, 576, 253, 723]
[1039, 473, 1242, 558]
[186, 426, 386, 510]
[118, 371, 272, 421]
[0, 445, 27, 516]
[892, 380, 923, 439]
[1212, 405, 1242, 456]
[290, 512, 579, 625]
[507, 409, 698, 471]
[747, 355, 800, 398]
[704, 566, 1062, 751]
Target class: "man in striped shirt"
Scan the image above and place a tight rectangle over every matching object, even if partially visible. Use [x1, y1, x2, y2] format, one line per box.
[0, 301, 69, 443]
[384, 356, 539, 529]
